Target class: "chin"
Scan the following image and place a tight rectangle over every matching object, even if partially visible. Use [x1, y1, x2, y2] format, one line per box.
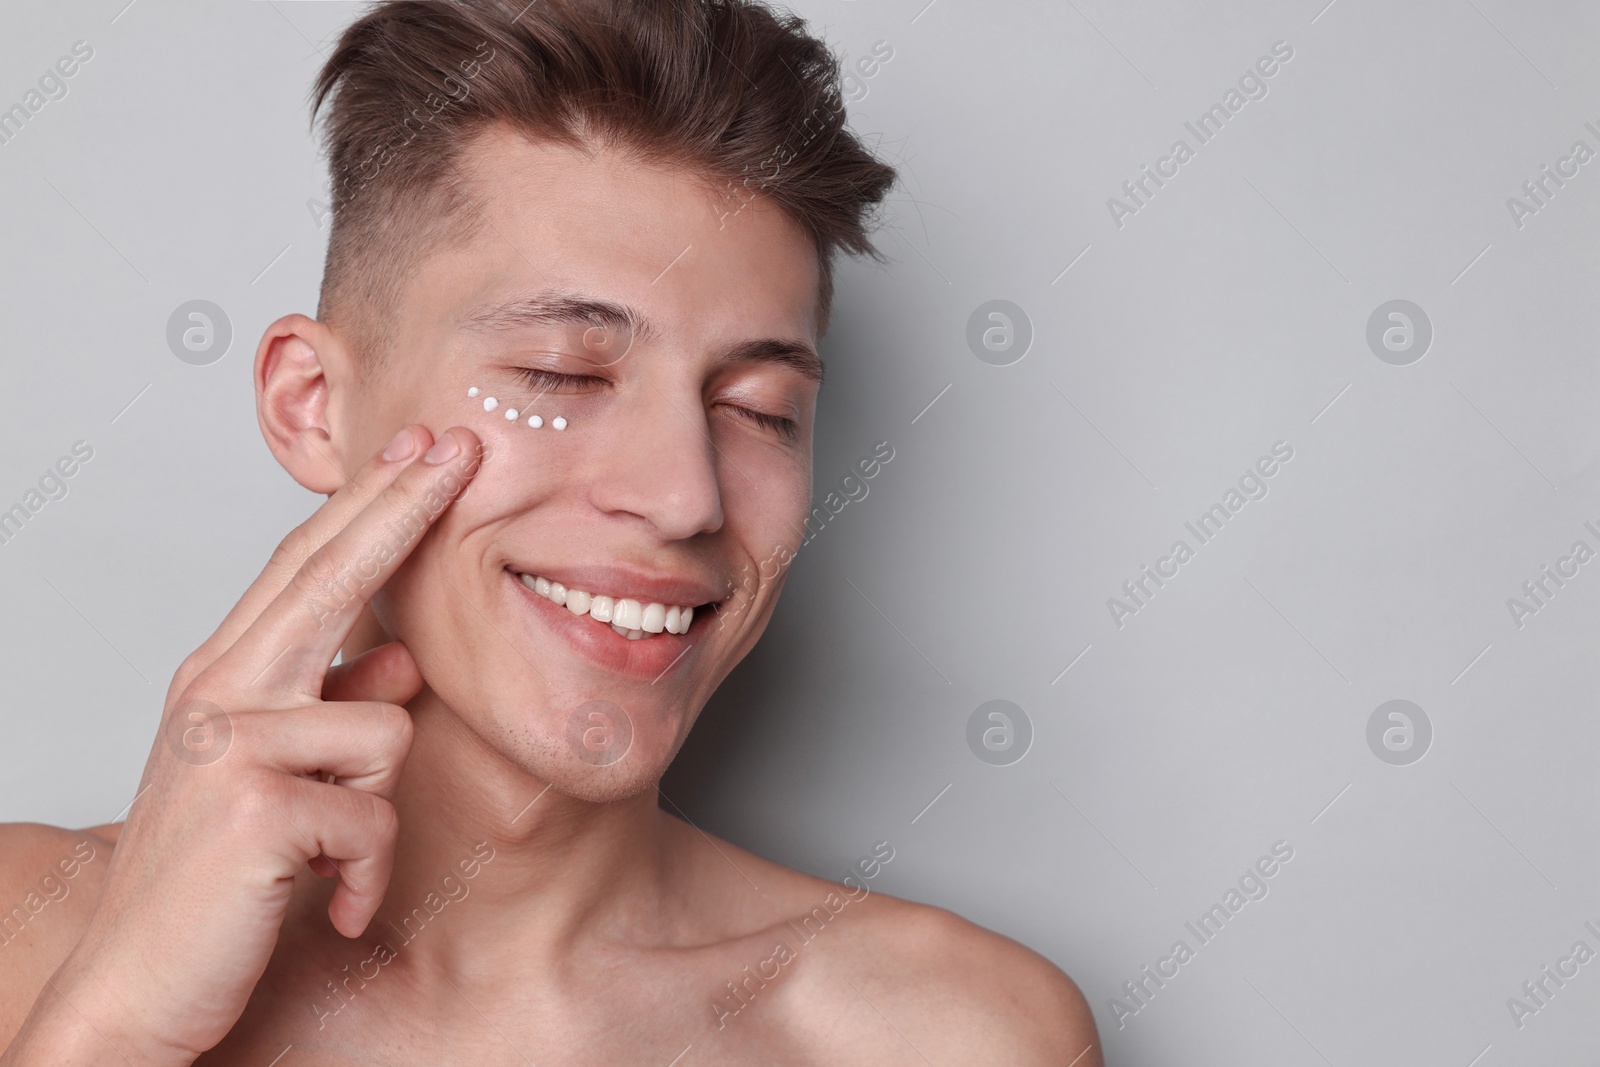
[537, 756, 672, 804]
[456, 683, 697, 806]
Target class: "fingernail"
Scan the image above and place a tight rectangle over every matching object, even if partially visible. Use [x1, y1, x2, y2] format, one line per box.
[382, 427, 416, 462]
[424, 433, 460, 464]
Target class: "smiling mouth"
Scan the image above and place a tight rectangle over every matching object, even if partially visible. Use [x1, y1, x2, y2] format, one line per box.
[514, 571, 699, 640]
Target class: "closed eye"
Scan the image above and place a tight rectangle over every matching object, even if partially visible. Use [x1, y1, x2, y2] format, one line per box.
[514, 367, 608, 394]
[724, 406, 799, 442]
[515, 366, 799, 442]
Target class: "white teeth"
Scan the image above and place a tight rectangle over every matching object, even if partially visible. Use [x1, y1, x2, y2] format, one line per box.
[614, 599, 643, 630]
[518, 573, 697, 638]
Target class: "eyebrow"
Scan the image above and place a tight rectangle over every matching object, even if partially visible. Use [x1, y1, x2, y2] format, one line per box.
[459, 289, 825, 384]
[720, 337, 825, 384]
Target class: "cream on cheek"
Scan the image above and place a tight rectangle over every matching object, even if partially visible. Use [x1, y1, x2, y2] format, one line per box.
[466, 385, 569, 431]
[449, 385, 581, 513]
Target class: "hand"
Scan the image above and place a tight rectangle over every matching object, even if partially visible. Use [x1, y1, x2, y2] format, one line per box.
[7, 425, 481, 1066]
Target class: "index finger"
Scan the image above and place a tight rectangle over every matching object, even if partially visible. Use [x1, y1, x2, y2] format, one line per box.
[212, 427, 483, 698]
[179, 425, 438, 690]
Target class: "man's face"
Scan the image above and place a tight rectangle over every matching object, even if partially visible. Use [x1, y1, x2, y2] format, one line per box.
[330, 126, 821, 800]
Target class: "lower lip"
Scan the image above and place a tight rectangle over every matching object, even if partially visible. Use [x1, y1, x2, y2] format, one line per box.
[504, 569, 704, 682]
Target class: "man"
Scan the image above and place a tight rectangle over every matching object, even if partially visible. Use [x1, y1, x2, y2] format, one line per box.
[0, 1, 1101, 1062]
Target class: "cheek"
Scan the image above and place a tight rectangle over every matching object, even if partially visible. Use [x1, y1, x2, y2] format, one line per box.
[454, 382, 597, 467]
[442, 400, 593, 513]
[370, 525, 547, 746]
[369, 526, 475, 659]
[720, 459, 810, 617]
[724, 451, 810, 546]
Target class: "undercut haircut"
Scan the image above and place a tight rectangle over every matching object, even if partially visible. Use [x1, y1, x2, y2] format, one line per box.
[310, 0, 898, 366]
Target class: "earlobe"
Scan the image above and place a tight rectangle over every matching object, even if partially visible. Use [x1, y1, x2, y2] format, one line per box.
[255, 313, 349, 494]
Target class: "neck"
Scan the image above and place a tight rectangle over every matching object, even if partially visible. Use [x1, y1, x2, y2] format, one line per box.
[368, 686, 671, 976]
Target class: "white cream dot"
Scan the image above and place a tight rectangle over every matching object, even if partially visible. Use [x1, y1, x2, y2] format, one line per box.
[527, 414, 543, 428]
[483, 396, 498, 411]
[552, 416, 568, 431]
[467, 386, 480, 397]
[505, 408, 519, 420]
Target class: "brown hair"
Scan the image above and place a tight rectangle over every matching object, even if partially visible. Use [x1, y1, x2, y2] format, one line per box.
[310, 0, 897, 362]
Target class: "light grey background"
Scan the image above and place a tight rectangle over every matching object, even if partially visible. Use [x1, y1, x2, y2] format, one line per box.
[2, 0, 1597, 1063]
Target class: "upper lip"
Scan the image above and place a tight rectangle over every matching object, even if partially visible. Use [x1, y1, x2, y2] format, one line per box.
[504, 562, 725, 607]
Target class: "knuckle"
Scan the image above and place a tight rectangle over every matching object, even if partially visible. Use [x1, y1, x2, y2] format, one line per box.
[291, 548, 357, 616]
[298, 548, 346, 593]
[366, 795, 400, 844]
[177, 646, 210, 681]
[227, 775, 288, 837]
[375, 703, 414, 754]
[166, 674, 226, 723]
[270, 523, 320, 572]
[167, 650, 210, 703]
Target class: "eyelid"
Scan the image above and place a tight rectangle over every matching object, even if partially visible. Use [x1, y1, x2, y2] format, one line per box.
[512, 345, 597, 368]
[507, 366, 802, 442]
[721, 403, 799, 443]
[713, 377, 803, 420]
[513, 366, 608, 391]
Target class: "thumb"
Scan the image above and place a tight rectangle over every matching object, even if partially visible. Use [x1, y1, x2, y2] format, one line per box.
[322, 642, 423, 706]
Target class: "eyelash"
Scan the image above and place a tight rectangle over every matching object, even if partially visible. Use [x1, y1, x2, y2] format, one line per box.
[736, 408, 799, 443]
[514, 367, 602, 393]
[511, 366, 799, 442]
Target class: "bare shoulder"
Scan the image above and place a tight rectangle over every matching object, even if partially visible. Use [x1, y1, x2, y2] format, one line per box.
[0, 822, 118, 1044]
[662, 818, 1100, 1065]
[803, 891, 1103, 1066]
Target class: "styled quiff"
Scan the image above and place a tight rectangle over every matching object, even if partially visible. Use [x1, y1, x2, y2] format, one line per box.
[309, 0, 897, 360]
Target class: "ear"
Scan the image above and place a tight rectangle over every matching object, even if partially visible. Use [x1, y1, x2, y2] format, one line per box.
[255, 313, 354, 494]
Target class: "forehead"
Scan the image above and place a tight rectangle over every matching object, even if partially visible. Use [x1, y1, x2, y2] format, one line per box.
[419, 123, 823, 346]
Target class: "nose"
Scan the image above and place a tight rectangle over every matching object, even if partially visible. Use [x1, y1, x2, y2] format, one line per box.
[586, 384, 724, 540]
